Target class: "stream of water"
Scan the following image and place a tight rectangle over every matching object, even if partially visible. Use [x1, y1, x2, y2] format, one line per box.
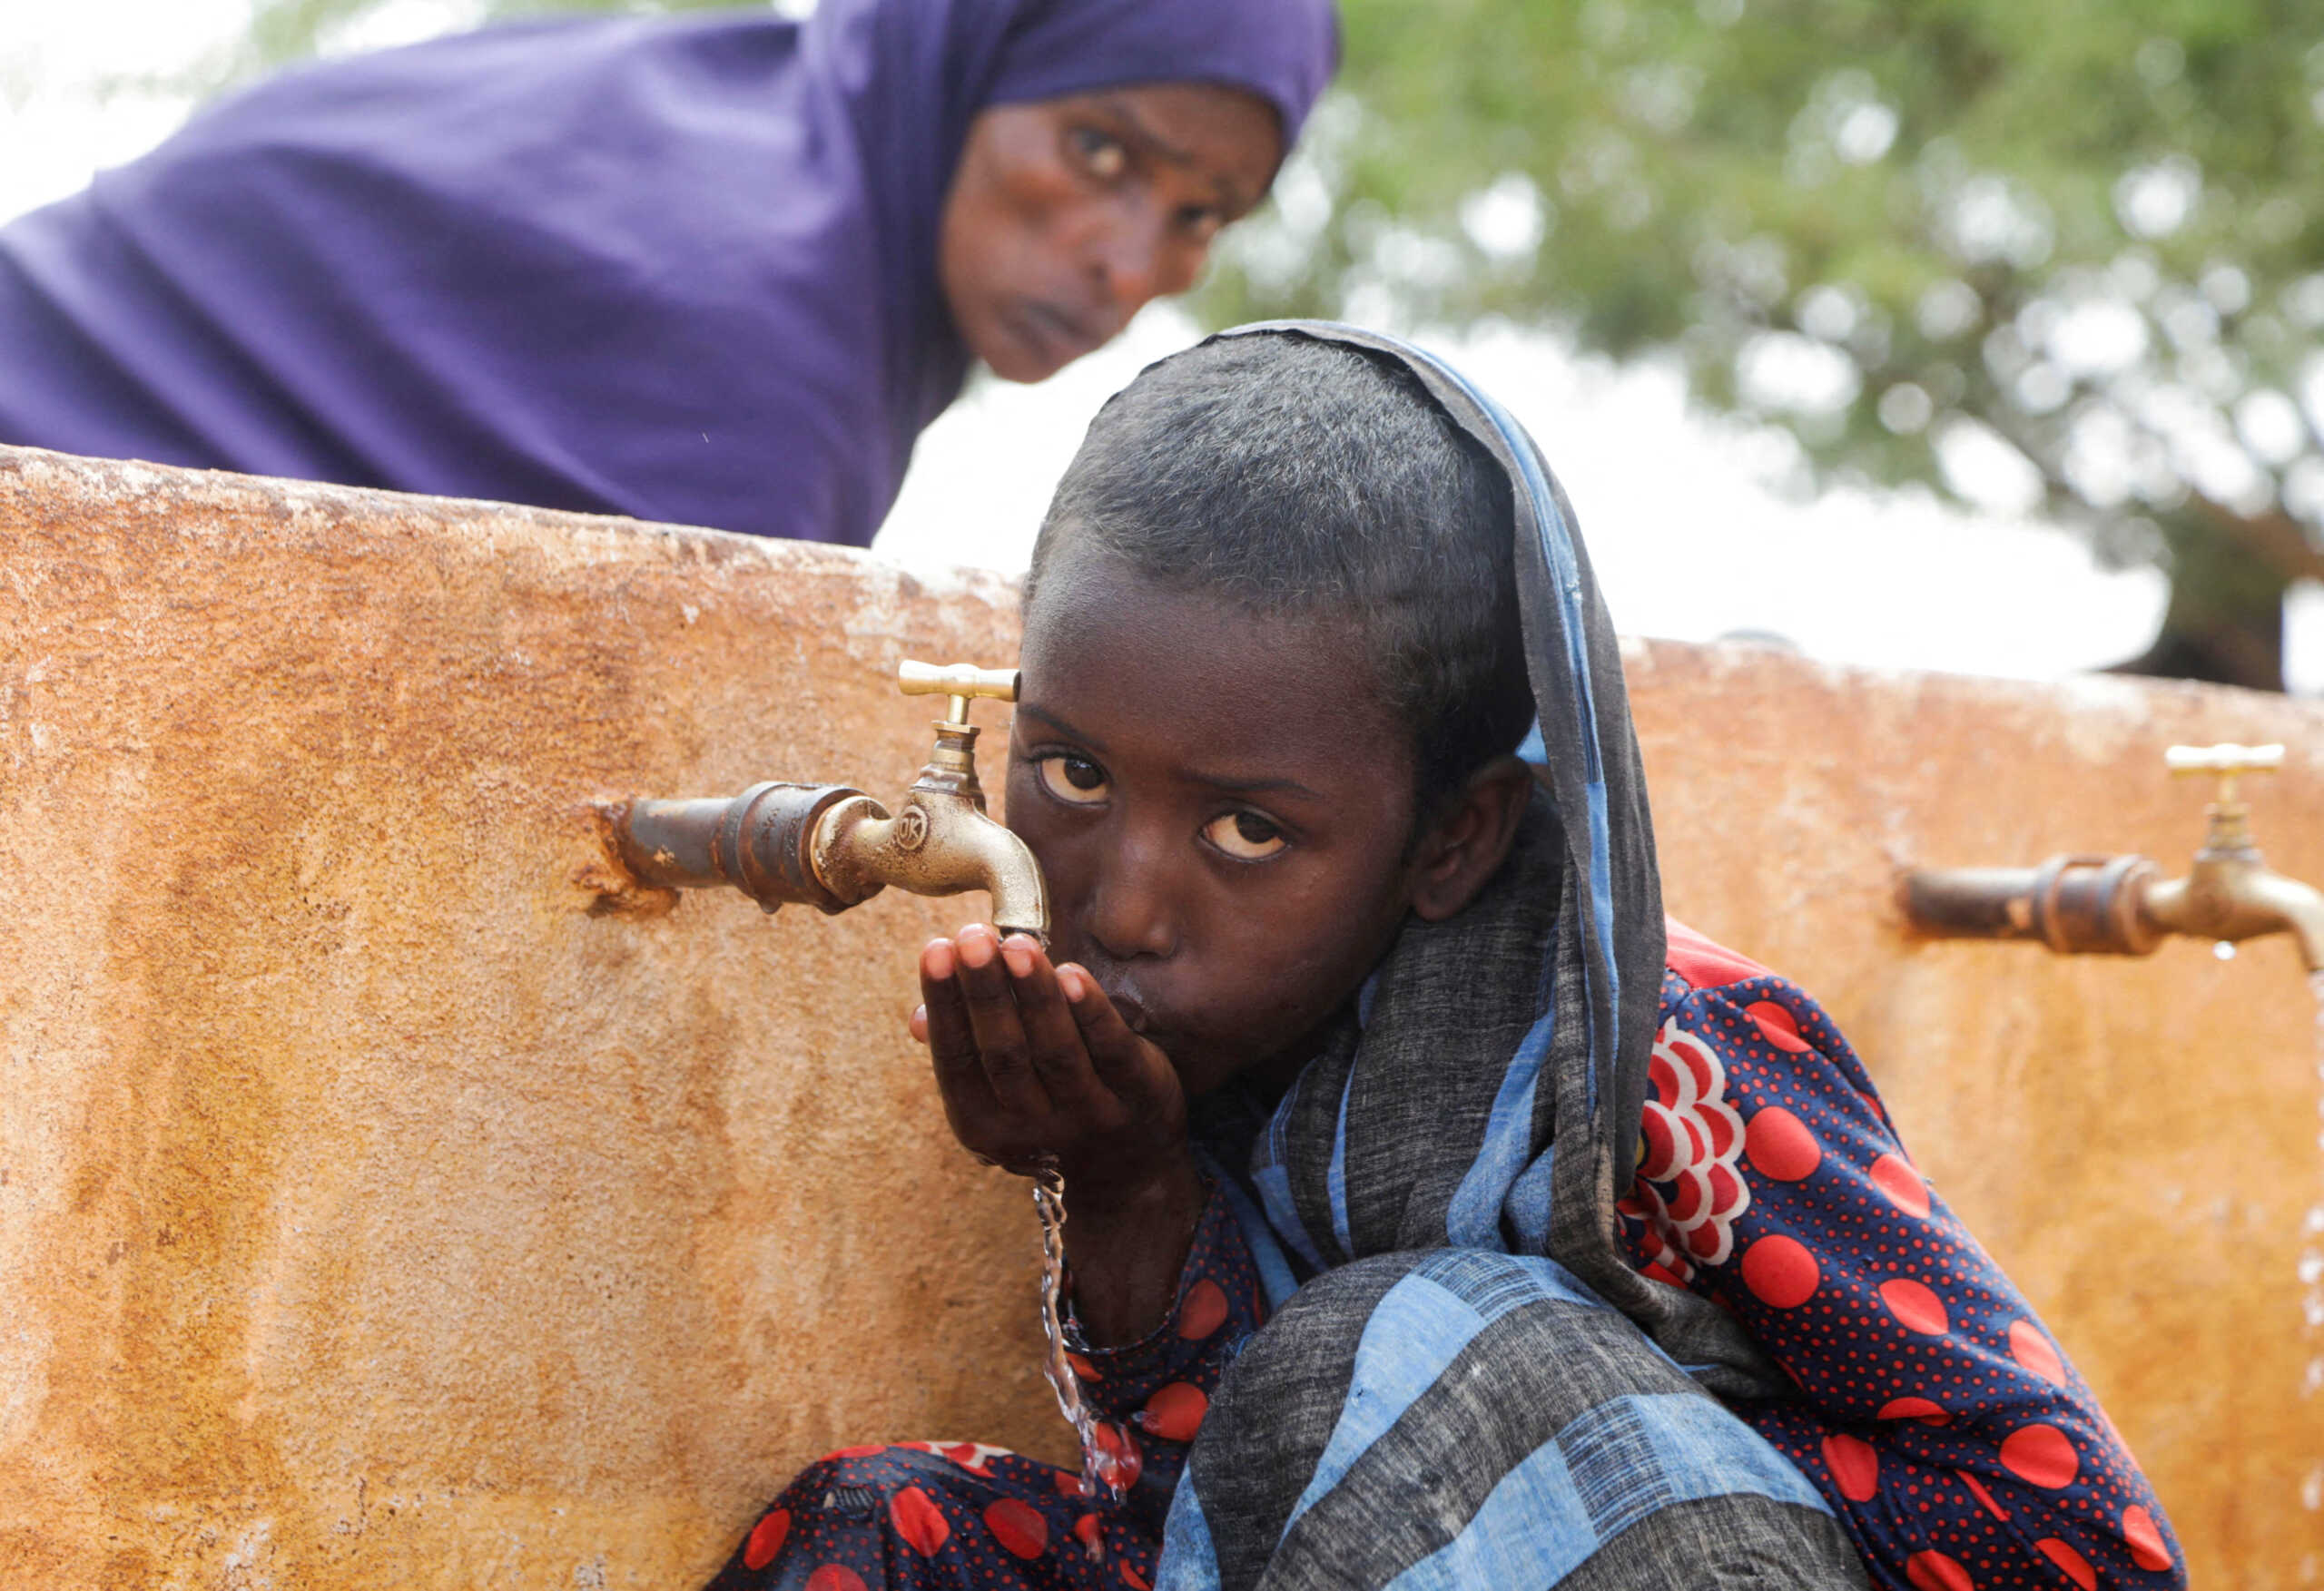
[2306, 971, 2324, 1366]
[1031, 1161, 1134, 1509]
[2302, 972, 2324, 1529]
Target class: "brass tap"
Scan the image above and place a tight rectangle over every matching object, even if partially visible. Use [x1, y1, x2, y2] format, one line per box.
[1899, 743, 2323, 974]
[2138, 745, 2323, 972]
[816, 662, 1051, 941]
[600, 661, 1050, 942]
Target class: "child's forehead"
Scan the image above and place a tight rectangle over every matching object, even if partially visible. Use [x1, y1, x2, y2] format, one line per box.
[1025, 540, 1362, 674]
[1020, 543, 1398, 755]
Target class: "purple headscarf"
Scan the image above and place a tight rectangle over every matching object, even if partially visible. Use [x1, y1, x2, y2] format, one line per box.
[0, 0, 1336, 545]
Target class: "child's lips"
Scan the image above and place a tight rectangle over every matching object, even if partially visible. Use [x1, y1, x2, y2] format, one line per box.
[1098, 984, 1172, 1044]
[1064, 954, 1182, 1046]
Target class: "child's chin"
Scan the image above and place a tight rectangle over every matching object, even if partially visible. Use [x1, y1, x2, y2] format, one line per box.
[1173, 1041, 1286, 1101]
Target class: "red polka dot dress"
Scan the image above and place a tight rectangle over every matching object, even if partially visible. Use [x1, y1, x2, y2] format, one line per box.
[1619, 921, 2186, 1589]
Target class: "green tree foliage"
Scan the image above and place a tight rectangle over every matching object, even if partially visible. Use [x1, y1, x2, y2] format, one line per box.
[212, 0, 2323, 686]
[1206, 0, 2324, 689]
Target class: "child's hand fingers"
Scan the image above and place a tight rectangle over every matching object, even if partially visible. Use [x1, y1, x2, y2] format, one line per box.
[918, 938, 994, 1115]
[950, 924, 1049, 1117]
[1000, 936, 1116, 1120]
[1058, 964, 1175, 1106]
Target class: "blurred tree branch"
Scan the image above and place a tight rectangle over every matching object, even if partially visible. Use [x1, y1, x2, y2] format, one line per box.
[1203, 0, 2324, 690]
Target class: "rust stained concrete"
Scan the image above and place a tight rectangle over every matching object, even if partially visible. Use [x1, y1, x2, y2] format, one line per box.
[2, 446, 2320, 1586]
[0, 447, 1060, 1588]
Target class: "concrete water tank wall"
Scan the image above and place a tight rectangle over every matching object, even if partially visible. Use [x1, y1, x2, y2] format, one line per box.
[1, 446, 2318, 1587]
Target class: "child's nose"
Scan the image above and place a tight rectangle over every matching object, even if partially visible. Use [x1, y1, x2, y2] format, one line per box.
[1082, 830, 1178, 961]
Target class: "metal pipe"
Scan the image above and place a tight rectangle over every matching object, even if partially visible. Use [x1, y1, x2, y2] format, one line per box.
[609, 782, 873, 916]
[1897, 866, 2048, 944]
[1899, 854, 2162, 957]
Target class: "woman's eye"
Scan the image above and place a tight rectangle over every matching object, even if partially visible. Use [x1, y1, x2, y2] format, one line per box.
[1069, 127, 1128, 181]
[1036, 753, 1109, 806]
[1176, 205, 1225, 242]
[1202, 810, 1287, 861]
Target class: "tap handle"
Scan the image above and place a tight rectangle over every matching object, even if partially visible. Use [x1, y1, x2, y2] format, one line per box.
[898, 660, 1019, 727]
[2166, 742, 2283, 807]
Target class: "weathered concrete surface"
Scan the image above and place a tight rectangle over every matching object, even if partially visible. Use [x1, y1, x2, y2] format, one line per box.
[0, 447, 1060, 1589]
[2, 445, 2319, 1586]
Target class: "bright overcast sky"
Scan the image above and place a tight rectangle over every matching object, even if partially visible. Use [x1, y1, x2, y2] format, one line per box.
[5, 0, 2319, 692]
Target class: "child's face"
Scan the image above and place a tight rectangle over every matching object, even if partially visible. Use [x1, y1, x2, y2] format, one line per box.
[1009, 543, 1426, 1098]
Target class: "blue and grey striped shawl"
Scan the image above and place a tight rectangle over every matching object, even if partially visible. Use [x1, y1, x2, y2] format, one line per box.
[1209, 322, 1779, 1392]
[1157, 326, 1854, 1589]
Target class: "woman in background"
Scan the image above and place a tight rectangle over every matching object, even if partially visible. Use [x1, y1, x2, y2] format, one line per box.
[0, 0, 1333, 545]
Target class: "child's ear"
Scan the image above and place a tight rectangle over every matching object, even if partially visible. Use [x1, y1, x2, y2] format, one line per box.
[1407, 754, 1536, 922]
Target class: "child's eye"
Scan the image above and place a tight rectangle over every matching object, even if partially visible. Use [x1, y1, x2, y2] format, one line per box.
[1202, 810, 1287, 861]
[1068, 126, 1128, 181]
[1036, 752, 1109, 806]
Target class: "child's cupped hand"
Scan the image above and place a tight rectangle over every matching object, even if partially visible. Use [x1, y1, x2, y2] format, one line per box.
[911, 922, 1192, 1207]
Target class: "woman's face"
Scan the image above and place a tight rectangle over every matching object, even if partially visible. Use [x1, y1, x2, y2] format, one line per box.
[939, 84, 1285, 382]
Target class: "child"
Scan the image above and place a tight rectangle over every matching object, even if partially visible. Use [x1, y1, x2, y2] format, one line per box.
[703, 325, 2183, 1590]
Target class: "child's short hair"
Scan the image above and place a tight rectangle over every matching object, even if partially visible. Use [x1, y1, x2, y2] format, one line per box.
[1027, 331, 1535, 816]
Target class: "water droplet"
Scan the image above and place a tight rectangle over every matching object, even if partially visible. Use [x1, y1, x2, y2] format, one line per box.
[2213, 939, 2237, 960]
